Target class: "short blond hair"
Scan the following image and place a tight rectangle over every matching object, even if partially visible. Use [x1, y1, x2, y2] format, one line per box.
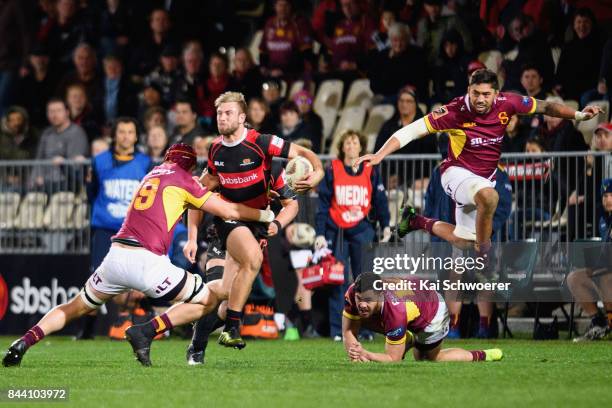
[215, 91, 247, 114]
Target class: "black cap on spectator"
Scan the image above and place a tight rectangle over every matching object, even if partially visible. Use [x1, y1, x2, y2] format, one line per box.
[424, 0, 443, 5]
[161, 44, 180, 58]
[30, 42, 49, 56]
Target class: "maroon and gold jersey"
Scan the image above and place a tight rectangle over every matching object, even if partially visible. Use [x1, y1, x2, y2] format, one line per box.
[207, 129, 290, 209]
[113, 162, 212, 256]
[328, 16, 375, 68]
[343, 281, 439, 345]
[425, 92, 537, 179]
[260, 16, 313, 70]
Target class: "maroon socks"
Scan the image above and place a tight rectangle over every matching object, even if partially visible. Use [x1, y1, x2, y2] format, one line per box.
[22, 325, 45, 349]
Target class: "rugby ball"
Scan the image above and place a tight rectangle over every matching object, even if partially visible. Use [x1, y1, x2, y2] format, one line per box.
[285, 156, 314, 191]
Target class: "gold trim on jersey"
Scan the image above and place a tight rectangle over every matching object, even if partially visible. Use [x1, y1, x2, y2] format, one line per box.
[424, 116, 468, 158]
[162, 187, 212, 231]
[386, 334, 407, 345]
[406, 301, 421, 323]
[343, 310, 361, 321]
[528, 97, 537, 114]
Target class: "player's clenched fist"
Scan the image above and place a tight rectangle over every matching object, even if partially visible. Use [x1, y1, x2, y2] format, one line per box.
[183, 239, 198, 264]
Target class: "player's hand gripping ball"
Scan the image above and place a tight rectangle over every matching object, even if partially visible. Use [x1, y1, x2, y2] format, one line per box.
[285, 156, 314, 193]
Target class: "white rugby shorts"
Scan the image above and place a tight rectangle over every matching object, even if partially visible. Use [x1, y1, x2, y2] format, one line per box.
[440, 166, 496, 241]
[86, 246, 187, 299]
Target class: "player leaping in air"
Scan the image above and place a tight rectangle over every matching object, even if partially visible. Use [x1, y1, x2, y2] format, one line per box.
[2, 143, 277, 368]
[355, 69, 603, 268]
[343, 272, 503, 363]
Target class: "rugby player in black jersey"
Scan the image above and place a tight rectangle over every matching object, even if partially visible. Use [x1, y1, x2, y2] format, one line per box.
[184, 160, 298, 363]
[184, 91, 323, 348]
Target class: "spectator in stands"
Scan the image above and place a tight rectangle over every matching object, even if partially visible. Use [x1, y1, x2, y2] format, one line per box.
[201, 52, 232, 128]
[520, 64, 547, 100]
[262, 79, 285, 125]
[170, 98, 204, 145]
[193, 135, 214, 161]
[45, 0, 95, 69]
[371, 8, 396, 52]
[173, 41, 207, 121]
[506, 64, 549, 151]
[432, 29, 470, 103]
[140, 106, 167, 147]
[247, 97, 276, 134]
[97, 0, 131, 59]
[425, 163, 512, 338]
[130, 8, 174, 77]
[507, 136, 553, 240]
[567, 178, 612, 341]
[102, 55, 138, 124]
[0, 0, 29, 116]
[90, 136, 109, 156]
[259, 0, 313, 80]
[0, 106, 38, 160]
[66, 83, 101, 141]
[144, 44, 180, 108]
[567, 123, 612, 241]
[369, 22, 428, 103]
[293, 90, 322, 153]
[231, 48, 264, 101]
[315, 130, 390, 341]
[374, 87, 437, 185]
[35, 98, 88, 162]
[277, 101, 311, 144]
[501, 14, 555, 93]
[322, 0, 376, 76]
[555, 8, 603, 103]
[502, 114, 531, 153]
[145, 125, 168, 161]
[15, 44, 57, 129]
[90, 137, 110, 157]
[80, 116, 151, 339]
[415, 0, 473, 67]
[56, 43, 102, 116]
[137, 83, 163, 124]
[32, 98, 88, 190]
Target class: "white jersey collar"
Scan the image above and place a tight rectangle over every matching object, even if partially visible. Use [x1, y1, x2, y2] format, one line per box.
[221, 128, 247, 147]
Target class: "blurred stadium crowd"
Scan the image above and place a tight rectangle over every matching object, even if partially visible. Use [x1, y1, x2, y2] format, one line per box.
[0, 0, 611, 341]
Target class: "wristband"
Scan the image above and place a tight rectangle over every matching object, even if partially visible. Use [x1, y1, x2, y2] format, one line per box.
[574, 111, 587, 121]
[272, 220, 282, 230]
[258, 209, 275, 223]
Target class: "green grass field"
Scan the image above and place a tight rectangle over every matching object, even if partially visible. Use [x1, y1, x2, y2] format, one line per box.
[0, 336, 610, 408]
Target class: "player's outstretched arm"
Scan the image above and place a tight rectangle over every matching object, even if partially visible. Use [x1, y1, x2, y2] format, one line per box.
[353, 118, 430, 168]
[287, 143, 325, 192]
[534, 99, 604, 121]
[201, 195, 275, 223]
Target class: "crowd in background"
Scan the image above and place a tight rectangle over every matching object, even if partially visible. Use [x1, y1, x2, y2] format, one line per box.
[0, 0, 610, 163]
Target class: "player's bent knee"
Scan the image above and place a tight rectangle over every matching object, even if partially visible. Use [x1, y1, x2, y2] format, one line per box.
[79, 286, 104, 310]
[176, 273, 210, 304]
[475, 188, 498, 209]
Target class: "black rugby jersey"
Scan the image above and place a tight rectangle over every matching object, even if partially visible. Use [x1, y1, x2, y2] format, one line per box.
[207, 128, 291, 209]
